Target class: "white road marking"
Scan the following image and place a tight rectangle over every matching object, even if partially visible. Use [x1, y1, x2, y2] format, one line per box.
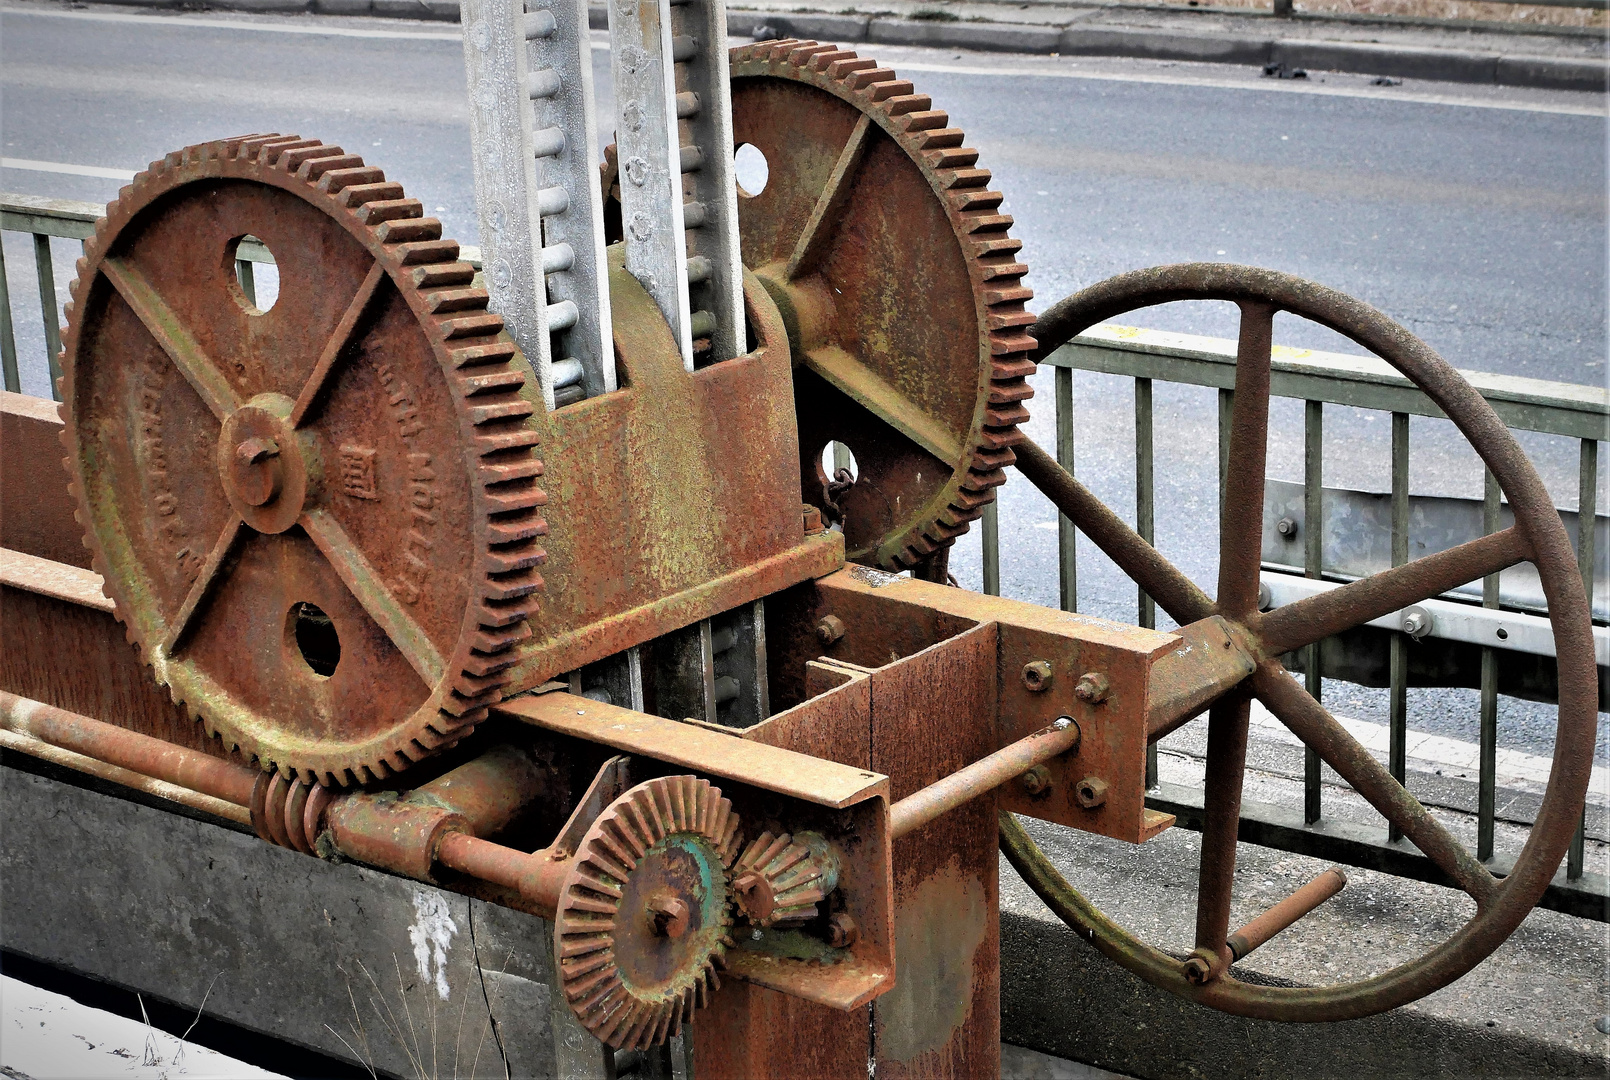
[2, 157, 136, 180]
[3, 6, 1602, 117]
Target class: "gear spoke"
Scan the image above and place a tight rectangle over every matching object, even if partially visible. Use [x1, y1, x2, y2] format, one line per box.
[160, 516, 245, 657]
[289, 260, 387, 427]
[1216, 302, 1274, 617]
[1253, 661, 1498, 905]
[785, 113, 874, 281]
[1015, 438, 1214, 625]
[301, 508, 446, 687]
[101, 256, 242, 420]
[1256, 527, 1531, 655]
[803, 345, 962, 463]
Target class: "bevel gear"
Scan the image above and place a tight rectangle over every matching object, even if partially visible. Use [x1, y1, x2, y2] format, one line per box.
[731, 830, 837, 928]
[601, 41, 1034, 570]
[57, 134, 548, 786]
[554, 775, 742, 1050]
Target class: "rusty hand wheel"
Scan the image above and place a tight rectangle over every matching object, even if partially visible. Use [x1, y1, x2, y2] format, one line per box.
[1003, 262, 1597, 1021]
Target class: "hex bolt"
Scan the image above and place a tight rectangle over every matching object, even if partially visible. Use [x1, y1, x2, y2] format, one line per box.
[816, 614, 846, 646]
[802, 502, 825, 535]
[1073, 672, 1110, 705]
[1021, 660, 1053, 692]
[1276, 517, 1298, 538]
[1257, 581, 1273, 612]
[1019, 764, 1053, 797]
[827, 912, 859, 949]
[1075, 776, 1109, 809]
[647, 892, 690, 939]
[1401, 607, 1432, 639]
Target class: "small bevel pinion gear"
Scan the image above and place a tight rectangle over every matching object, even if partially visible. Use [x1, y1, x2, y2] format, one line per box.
[731, 830, 840, 929]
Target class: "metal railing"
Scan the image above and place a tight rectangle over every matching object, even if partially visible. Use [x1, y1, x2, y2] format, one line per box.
[976, 323, 1608, 917]
[6, 192, 1608, 916]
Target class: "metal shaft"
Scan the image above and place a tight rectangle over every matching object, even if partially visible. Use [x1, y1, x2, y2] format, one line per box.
[889, 719, 1080, 840]
[1226, 867, 1347, 961]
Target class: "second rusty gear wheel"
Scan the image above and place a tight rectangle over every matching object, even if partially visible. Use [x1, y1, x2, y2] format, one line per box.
[731, 830, 837, 928]
[730, 40, 1035, 569]
[58, 134, 549, 786]
[554, 775, 742, 1050]
[603, 41, 1034, 569]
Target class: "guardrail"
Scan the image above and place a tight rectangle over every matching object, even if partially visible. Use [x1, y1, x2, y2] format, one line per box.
[6, 191, 1608, 917]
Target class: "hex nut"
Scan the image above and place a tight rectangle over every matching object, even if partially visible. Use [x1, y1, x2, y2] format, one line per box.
[1019, 764, 1052, 797]
[1021, 659, 1053, 692]
[1277, 517, 1298, 538]
[802, 502, 825, 535]
[816, 614, 846, 646]
[827, 912, 859, 949]
[1074, 776, 1109, 809]
[1073, 672, 1110, 705]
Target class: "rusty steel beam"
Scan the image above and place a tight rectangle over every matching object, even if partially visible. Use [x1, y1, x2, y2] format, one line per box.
[0, 692, 257, 807]
[889, 719, 1080, 840]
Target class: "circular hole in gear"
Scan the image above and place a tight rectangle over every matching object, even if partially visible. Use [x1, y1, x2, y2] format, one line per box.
[734, 143, 768, 197]
[227, 235, 281, 314]
[289, 601, 340, 678]
[820, 441, 858, 483]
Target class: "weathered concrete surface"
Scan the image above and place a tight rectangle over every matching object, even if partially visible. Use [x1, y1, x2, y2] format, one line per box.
[0, 759, 570, 1079]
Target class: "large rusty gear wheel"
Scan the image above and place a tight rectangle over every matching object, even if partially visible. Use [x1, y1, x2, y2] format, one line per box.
[603, 41, 1034, 569]
[554, 775, 741, 1050]
[730, 40, 1035, 569]
[58, 134, 549, 786]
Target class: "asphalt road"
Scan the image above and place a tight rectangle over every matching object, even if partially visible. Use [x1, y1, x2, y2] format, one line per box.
[3, 1, 1605, 760]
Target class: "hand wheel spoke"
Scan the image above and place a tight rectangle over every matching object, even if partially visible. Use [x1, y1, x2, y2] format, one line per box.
[785, 114, 874, 282]
[1193, 692, 1254, 972]
[101, 256, 242, 421]
[289, 260, 387, 427]
[1216, 302, 1275, 617]
[1253, 661, 1498, 905]
[1015, 437, 1214, 626]
[160, 516, 245, 656]
[1256, 527, 1532, 655]
[300, 508, 446, 686]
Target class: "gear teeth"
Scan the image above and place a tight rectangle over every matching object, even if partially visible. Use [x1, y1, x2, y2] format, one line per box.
[555, 777, 738, 1050]
[57, 135, 547, 788]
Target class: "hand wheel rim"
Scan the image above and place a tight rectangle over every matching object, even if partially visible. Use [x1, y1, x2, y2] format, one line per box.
[1006, 262, 1596, 1021]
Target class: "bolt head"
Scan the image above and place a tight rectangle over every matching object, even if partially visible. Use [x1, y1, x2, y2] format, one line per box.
[826, 912, 859, 949]
[816, 614, 846, 646]
[1074, 776, 1109, 809]
[1019, 764, 1052, 797]
[1183, 956, 1211, 985]
[1021, 659, 1053, 692]
[1277, 517, 1297, 537]
[1073, 672, 1110, 705]
[647, 892, 690, 939]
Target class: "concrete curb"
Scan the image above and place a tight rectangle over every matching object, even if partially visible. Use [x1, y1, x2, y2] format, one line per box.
[46, 0, 1610, 94]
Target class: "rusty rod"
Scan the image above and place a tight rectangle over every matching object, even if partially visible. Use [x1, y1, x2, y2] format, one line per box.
[1228, 868, 1348, 961]
[0, 692, 258, 807]
[889, 719, 1081, 841]
[435, 832, 570, 919]
[0, 727, 253, 826]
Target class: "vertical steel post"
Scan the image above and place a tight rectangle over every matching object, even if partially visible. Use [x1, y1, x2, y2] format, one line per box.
[1389, 411, 1409, 843]
[1569, 438, 1598, 879]
[1056, 365, 1076, 613]
[33, 234, 62, 399]
[982, 500, 1000, 596]
[235, 258, 257, 307]
[0, 239, 18, 393]
[1303, 398, 1323, 824]
[1478, 467, 1501, 862]
[1137, 376, 1158, 788]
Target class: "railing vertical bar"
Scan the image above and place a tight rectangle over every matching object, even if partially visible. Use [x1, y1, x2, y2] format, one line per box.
[1303, 398, 1323, 825]
[32, 234, 63, 400]
[1478, 467, 1501, 862]
[0, 238, 18, 393]
[1137, 376, 1157, 788]
[236, 259, 257, 308]
[1217, 387, 1232, 501]
[1056, 365, 1076, 613]
[982, 500, 1000, 597]
[1389, 411, 1409, 843]
[1569, 438, 1597, 880]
